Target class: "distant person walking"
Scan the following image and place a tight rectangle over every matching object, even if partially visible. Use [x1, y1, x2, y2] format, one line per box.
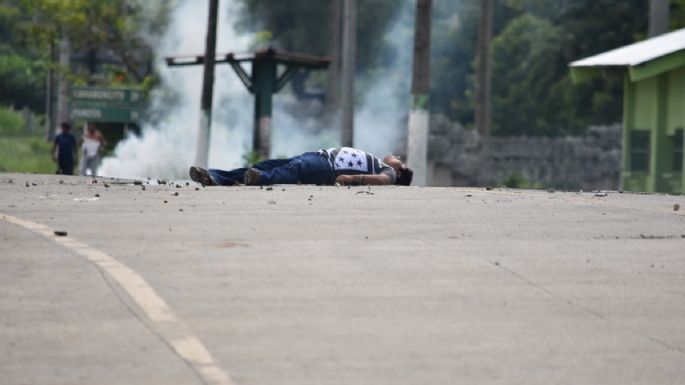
[79, 123, 106, 177]
[52, 122, 77, 175]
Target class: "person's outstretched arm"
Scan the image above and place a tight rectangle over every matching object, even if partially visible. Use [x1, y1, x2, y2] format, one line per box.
[336, 174, 391, 186]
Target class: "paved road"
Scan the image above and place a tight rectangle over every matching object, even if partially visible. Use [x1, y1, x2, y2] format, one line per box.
[1, 172, 684, 385]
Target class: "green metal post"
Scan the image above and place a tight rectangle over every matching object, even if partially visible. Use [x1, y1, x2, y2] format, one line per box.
[621, 74, 632, 190]
[252, 56, 277, 159]
[654, 73, 673, 193]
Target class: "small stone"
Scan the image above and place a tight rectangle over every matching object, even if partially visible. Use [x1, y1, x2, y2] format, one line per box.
[195, 187, 199, 191]
[25, 181, 29, 187]
[266, 187, 273, 191]
[172, 192, 179, 196]
[141, 186, 146, 191]
[175, 184, 182, 188]
[185, 182, 190, 186]
[104, 183, 110, 188]
[31, 182, 37, 186]
[268, 200, 276, 205]
[486, 186, 493, 191]
[547, 188, 555, 193]
[618, 189, 624, 193]
[54, 230, 67, 237]
[282, 188, 286, 191]
[163, 200, 168, 203]
[179, 209, 183, 212]
[674, 204, 680, 212]
[94, 193, 100, 198]
[494, 261, 500, 266]
[91, 179, 97, 184]
[133, 180, 143, 185]
[58, 180, 63, 184]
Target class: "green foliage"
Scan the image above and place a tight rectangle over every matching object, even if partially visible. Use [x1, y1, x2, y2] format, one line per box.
[432, 0, 656, 136]
[242, 150, 264, 167]
[0, 107, 25, 135]
[0, 54, 47, 111]
[0, 134, 55, 173]
[500, 173, 543, 189]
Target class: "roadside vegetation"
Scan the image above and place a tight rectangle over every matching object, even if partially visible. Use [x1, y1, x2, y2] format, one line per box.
[0, 107, 54, 174]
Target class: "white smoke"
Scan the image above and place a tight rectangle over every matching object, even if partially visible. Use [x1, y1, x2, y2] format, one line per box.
[100, 0, 251, 179]
[101, 0, 414, 179]
[269, 0, 414, 159]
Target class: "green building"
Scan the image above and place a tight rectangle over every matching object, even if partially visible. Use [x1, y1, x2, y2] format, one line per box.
[570, 28, 685, 194]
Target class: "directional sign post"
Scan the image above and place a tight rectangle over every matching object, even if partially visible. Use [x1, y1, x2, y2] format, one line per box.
[70, 86, 145, 123]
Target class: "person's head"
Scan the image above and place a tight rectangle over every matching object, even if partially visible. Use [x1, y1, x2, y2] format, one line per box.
[383, 155, 414, 186]
[60, 122, 71, 133]
[86, 122, 96, 134]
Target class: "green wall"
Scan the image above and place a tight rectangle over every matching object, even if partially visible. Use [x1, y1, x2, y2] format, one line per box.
[622, 66, 685, 194]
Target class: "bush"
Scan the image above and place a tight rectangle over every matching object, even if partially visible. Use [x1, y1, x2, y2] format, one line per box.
[0, 106, 24, 135]
[501, 173, 544, 189]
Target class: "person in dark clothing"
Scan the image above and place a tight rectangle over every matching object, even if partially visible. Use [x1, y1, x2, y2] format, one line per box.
[189, 147, 413, 187]
[52, 122, 77, 175]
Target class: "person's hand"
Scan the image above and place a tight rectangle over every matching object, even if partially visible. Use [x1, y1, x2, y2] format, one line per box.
[335, 175, 355, 185]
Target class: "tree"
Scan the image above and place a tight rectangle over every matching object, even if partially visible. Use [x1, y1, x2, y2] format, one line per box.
[23, 0, 171, 85]
[474, 0, 493, 136]
[0, 1, 47, 110]
[234, 0, 400, 88]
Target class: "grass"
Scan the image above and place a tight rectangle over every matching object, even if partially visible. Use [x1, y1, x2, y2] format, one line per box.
[0, 134, 56, 174]
[0, 106, 56, 174]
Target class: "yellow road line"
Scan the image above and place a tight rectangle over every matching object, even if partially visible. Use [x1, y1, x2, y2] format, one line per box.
[1, 213, 236, 385]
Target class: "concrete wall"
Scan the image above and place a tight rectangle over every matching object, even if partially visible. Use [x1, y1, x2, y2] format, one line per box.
[428, 115, 622, 190]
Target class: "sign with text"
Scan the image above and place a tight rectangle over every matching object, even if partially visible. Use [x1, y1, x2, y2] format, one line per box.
[70, 86, 145, 123]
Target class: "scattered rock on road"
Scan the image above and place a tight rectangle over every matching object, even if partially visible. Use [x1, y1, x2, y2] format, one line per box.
[54, 230, 67, 237]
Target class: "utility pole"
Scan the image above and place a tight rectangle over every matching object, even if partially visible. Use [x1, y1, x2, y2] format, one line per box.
[649, 0, 670, 37]
[326, 0, 342, 110]
[407, 0, 432, 186]
[340, 0, 357, 147]
[56, 37, 70, 135]
[46, 41, 57, 141]
[475, 0, 492, 137]
[196, 0, 219, 168]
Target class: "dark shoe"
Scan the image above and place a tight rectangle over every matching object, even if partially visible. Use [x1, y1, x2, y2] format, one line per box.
[189, 166, 215, 186]
[244, 168, 262, 185]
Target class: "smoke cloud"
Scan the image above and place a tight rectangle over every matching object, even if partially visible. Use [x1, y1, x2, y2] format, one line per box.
[101, 0, 414, 179]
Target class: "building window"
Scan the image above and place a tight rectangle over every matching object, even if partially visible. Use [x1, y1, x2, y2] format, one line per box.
[674, 128, 683, 173]
[630, 131, 650, 172]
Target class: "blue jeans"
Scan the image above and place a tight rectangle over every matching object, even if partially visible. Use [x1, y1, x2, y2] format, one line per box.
[208, 152, 335, 186]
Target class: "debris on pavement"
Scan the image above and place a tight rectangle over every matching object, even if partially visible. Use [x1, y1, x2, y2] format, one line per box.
[54, 230, 67, 237]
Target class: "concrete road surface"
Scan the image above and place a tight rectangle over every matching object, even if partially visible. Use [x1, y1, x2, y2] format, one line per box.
[1, 172, 684, 385]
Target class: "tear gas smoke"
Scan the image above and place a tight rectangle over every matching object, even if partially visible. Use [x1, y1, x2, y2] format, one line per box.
[101, 0, 413, 179]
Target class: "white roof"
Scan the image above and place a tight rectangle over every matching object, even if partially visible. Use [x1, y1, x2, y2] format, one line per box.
[570, 28, 685, 68]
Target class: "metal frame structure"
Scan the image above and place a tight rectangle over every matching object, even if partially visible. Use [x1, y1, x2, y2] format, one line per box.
[167, 48, 330, 158]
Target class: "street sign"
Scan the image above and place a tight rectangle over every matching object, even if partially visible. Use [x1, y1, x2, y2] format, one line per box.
[71, 87, 144, 106]
[70, 106, 142, 122]
[70, 86, 145, 123]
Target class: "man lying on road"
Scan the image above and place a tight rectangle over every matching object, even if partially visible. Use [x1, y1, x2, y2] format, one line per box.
[189, 147, 413, 186]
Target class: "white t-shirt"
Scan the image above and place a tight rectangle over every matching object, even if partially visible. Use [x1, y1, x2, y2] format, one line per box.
[82, 137, 101, 158]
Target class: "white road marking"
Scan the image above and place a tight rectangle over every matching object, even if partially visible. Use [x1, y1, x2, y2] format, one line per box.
[1, 213, 236, 385]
